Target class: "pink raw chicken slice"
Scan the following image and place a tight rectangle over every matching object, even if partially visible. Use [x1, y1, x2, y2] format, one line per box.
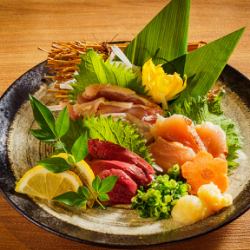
[149, 137, 196, 171]
[196, 122, 228, 159]
[151, 114, 206, 152]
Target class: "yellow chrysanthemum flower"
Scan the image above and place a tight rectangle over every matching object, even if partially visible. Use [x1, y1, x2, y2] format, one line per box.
[142, 58, 187, 107]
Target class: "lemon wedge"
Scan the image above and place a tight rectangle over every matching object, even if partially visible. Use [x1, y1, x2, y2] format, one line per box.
[55, 153, 95, 188]
[15, 165, 82, 200]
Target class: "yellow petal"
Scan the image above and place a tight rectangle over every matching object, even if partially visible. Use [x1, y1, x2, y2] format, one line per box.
[142, 59, 186, 107]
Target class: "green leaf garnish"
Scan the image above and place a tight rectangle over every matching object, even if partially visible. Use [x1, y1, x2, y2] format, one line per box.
[30, 129, 56, 142]
[60, 119, 86, 152]
[84, 116, 153, 164]
[71, 49, 144, 100]
[55, 107, 70, 138]
[53, 191, 86, 208]
[99, 176, 118, 193]
[98, 193, 109, 202]
[71, 133, 88, 162]
[78, 186, 90, 199]
[54, 175, 118, 209]
[165, 28, 244, 101]
[38, 157, 71, 173]
[92, 176, 101, 192]
[125, 0, 190, 66]
[29, 95, 56, 135]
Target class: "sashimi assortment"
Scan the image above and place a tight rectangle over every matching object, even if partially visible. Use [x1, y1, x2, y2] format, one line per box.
[15, 0, 244, 227]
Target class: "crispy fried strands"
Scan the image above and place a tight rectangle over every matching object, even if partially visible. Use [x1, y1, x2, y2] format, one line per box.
[45, 41, 206, 101]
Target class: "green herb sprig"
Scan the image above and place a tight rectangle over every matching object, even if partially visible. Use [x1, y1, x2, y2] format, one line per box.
[53, 175, 118, 209]
[30, 95, 88, 172]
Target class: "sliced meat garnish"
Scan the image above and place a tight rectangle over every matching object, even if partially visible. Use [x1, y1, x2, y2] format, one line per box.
[88, 139, 155, 180]
[127, 105, 163, 124]
[67, 104, 80, 120]
[196, 122, 228, 158]
[73, 97, 106, 117]
[97, 101, 133, 114]
[89, 160, 149, 186]
[79, 84, 157, 107]
[149, 137, 196, 171]
[151, 114, 206, 152]
[98, 168, 137, 205]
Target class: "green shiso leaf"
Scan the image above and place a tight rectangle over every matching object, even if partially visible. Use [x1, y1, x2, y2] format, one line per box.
[70, 49, 144, 100]
[84, 116, 153, 164]
[164, 28, 244, 101]
[125, 0, 190, 66]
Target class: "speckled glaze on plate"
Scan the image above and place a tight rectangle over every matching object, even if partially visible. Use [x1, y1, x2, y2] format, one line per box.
[0, 61, 249, 247]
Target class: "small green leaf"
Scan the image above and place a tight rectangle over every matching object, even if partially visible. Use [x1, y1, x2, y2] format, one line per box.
[78, 186, 90, 199]
[53, 191, 84, 207]
[55, 107, 70, 138]
[92, 176, 101, 192]
[38, 157, 71, 173]
[60, 119, 86, 152]
[54, 141, 67, 153]
[99, 176, 118, 193]
[29, 95, 55, 135]
[67, 155, 75, 164]
[30, 129, 56, 142]
[71, 133, 88, 162]
[98, 193, 109, 201]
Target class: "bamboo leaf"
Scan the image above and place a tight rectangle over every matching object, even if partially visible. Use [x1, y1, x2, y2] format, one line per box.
[168, 28, 244, 101]
[125, 0, 190, 66]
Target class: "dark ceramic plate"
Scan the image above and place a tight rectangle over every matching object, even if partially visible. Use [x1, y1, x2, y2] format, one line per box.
[0, 62, 250, 247]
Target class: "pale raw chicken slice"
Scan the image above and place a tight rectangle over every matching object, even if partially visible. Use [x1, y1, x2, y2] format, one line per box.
[74, 97, 105, 115]
[151, 114, 206, 152]
[149, 137, 196, 171]
[196, 122, 228, 158]
[79, 84, 158, 107]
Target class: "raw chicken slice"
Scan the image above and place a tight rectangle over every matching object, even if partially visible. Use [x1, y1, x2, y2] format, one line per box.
[196, 122, 228, 158]
[88, 139, 155, 180]
[151, 114, 206, 152]
[79, 84, 157, 107]
[149, 137, 196, 171]
[90, 160, 149, 186]
[98, 168, 137, 205]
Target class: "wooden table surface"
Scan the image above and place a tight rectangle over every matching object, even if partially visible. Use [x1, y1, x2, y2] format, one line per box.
[0, 0, 250, 249]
